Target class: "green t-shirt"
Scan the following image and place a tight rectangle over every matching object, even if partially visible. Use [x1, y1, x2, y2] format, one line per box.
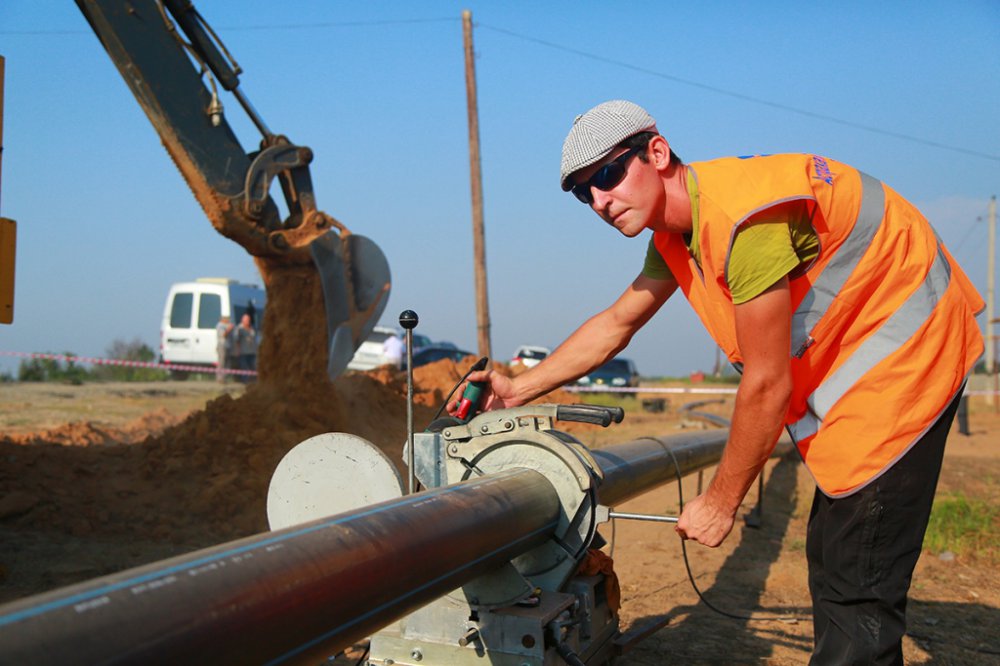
[642, 170, 819, 304]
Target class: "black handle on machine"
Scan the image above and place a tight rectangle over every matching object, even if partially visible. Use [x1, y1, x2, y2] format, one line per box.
[556, 404, 625, 427]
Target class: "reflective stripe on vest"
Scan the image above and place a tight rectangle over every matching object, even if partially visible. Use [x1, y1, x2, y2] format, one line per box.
[787, 241, 953, 443]
[790, 171, 884, 358]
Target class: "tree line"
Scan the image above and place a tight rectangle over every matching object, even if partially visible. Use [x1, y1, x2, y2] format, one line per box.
[7, 338, 169, 383]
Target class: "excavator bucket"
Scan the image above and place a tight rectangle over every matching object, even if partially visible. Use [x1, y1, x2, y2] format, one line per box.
[310, 231, 391, 379]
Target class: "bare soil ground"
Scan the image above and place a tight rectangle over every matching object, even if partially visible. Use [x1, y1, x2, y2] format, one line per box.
[594, 408, 1000, 666]
[0, 370, 997, 665]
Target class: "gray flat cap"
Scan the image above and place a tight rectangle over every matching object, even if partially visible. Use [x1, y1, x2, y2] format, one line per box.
[560, 100, 657, 191]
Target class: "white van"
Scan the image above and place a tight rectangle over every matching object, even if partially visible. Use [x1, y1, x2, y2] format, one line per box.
[160, 278, 266, 370]
[346, 326, 399, 371]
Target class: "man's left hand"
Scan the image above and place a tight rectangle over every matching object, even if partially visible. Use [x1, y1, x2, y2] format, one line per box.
[675, 493, 736, 547]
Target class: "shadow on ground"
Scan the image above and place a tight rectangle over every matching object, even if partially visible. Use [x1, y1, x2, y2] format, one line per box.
[617, 452, 1000, 665]
[618, 454, 812, 664]
[906, 599, 1000, 664]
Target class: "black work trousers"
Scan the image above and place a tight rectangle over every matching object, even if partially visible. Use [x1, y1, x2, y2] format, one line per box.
[806, 391, 961, 665]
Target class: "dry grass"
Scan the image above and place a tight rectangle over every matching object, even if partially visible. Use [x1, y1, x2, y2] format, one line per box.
[0, 380, 244, 435]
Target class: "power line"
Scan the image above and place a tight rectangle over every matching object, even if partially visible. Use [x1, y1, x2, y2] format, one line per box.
[476, 22, 1000, 164]
[218, 17, 458, 31]
[0, 29, 89, 35]
[0, 17, 458, 36]
[7, 14, 998, 163]
[952, 216, 984, 259]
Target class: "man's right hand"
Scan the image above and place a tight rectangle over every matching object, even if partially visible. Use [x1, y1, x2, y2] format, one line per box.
[447, 369, 522, 416]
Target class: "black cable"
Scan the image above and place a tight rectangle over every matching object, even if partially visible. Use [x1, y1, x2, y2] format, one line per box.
[951, 215, 984, 259]
[633, 436, 805, 623]
[218, 17, 458, 32]
[430, 356, 489, 421]
[553, 640, 587, 666]
[351, 642, 370, 666]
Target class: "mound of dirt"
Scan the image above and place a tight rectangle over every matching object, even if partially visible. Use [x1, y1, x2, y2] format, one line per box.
[6, 408, 183, 447]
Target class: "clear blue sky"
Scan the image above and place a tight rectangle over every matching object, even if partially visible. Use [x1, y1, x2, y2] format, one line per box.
[2, 1, 998, 378]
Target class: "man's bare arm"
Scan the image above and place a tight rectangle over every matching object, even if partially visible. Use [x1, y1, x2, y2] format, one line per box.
[676, 276, 793, 546]
[513, 274, 676, 402]
[462, 274, 676, 412]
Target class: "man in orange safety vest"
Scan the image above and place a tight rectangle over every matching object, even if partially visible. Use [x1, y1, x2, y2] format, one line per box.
[457, 100, 984, 664]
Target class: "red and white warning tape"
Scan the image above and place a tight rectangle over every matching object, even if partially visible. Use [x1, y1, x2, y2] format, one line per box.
[565, 385, 737, 395]
[0, 350, 257, 376]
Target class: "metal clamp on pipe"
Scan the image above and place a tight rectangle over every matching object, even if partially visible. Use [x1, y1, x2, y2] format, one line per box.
[424, 404, 608, 602]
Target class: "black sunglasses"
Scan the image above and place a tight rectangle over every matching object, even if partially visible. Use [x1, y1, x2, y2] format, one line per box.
[571, 146, 642, 204]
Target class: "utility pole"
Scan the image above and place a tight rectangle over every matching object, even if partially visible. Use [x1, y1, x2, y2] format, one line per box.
[0, 55, 16, 325]
[462, 10, 492, 362]
[988, 196, 996, 410]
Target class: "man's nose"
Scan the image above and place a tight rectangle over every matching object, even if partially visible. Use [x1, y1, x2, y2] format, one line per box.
[590, 186, 613, 213]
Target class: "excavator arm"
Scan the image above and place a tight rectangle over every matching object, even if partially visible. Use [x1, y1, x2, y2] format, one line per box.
[75, 0, 390, 379]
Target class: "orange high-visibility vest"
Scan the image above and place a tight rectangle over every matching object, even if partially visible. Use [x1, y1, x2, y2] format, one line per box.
[654, 154, 984, 496]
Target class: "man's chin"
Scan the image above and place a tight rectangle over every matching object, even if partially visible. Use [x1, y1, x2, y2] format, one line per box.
[618, 222, 644, 238]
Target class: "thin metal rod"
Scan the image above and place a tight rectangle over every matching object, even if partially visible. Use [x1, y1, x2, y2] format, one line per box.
[608, 511, 679, 523]
[233, 86, 272, 138]
[405, 328, 415, 494]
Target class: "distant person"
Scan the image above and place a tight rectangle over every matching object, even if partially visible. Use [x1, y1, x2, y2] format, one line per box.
[382, 333, 404, 369]
[234, 313, 258, 382]
[226, 321, 240, 380]
[215, 315, 233, 383]
[455, 99, 984, 664]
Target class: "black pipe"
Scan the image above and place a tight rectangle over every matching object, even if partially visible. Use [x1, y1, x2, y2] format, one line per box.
[0, 427, 780, 664]
[0, 468, 560, 665]
[593, 430, 793, 507]
[593, 430, 731, 506]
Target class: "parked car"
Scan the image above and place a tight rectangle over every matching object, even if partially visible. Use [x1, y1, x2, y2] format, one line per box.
[576, 357, 640, 389]
[160, 278, 265, 373]
[511, 345, 551, 368]
[406, 345, 476, 369]
[347, 326, 400, 371]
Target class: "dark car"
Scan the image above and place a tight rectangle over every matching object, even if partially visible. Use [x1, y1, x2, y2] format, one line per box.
[403, 332, 433, 351]
[576, 357, 639, 389]
[406, 345, 475, 369]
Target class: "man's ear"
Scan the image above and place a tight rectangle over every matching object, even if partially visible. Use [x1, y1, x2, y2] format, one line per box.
[647, 135, 672, 171]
